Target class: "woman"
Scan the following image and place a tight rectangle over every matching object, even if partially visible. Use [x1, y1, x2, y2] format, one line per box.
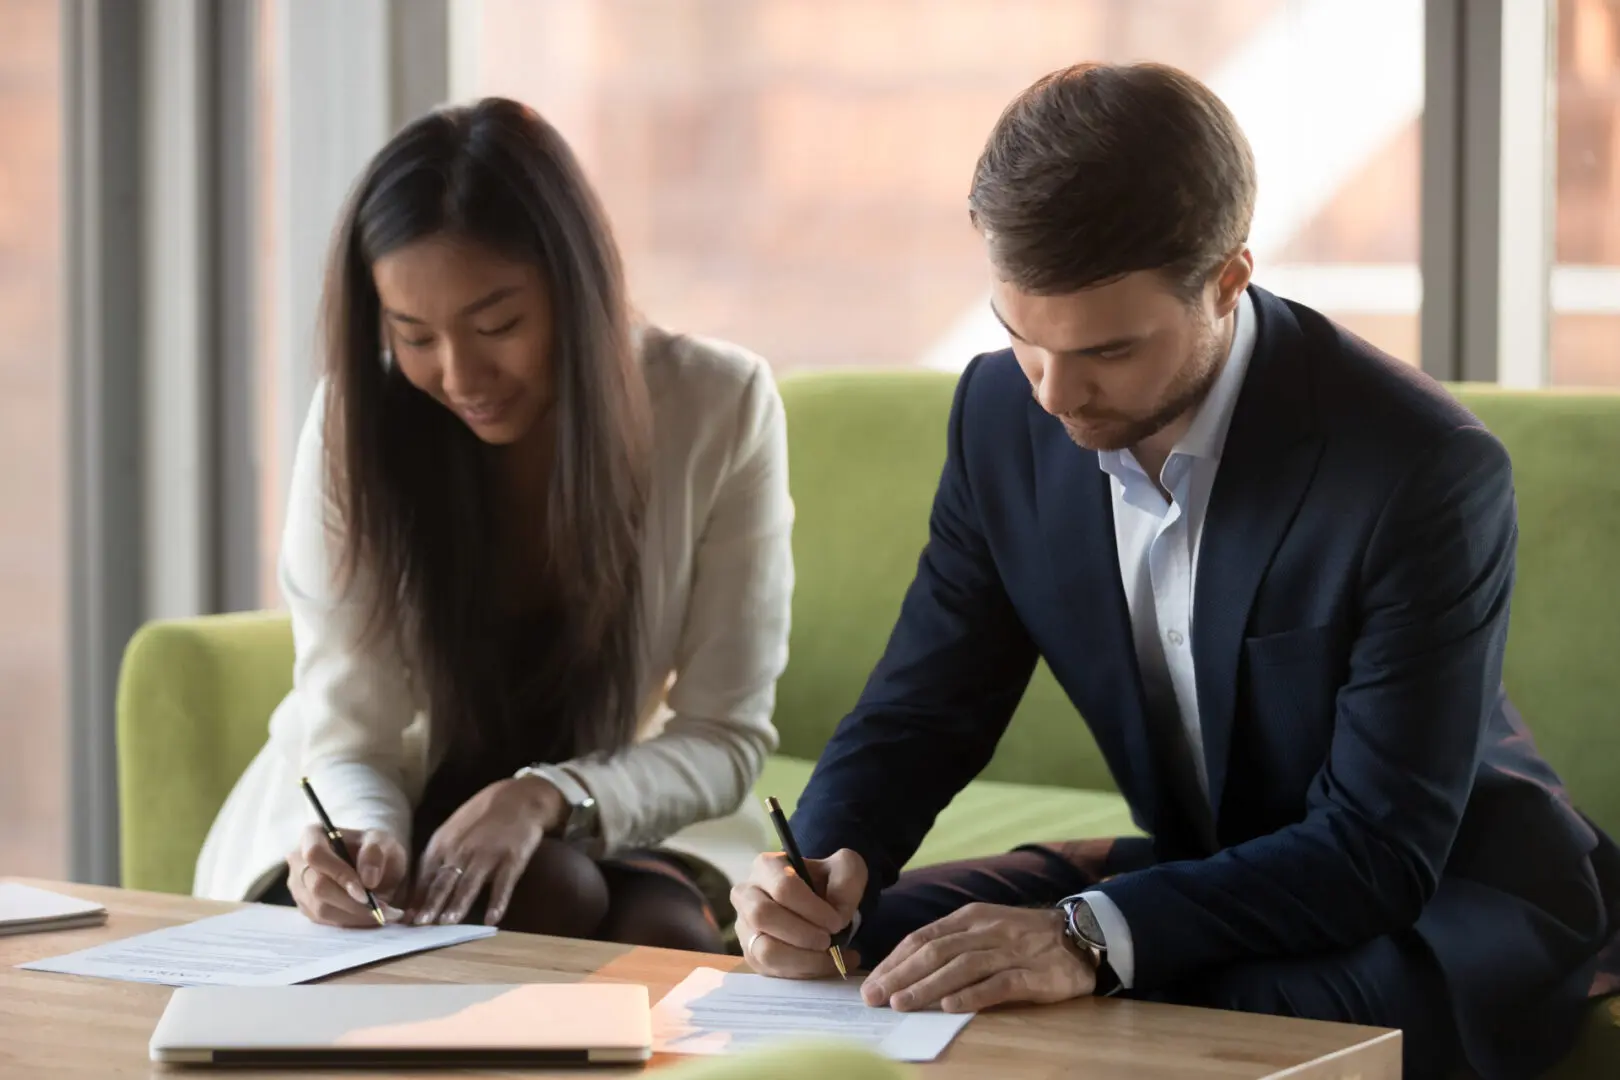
[193, 97, 792, 952]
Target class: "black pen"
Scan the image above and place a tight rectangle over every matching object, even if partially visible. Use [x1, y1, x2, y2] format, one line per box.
[764, 796, 848, 978]
[299, 776, 386, 926]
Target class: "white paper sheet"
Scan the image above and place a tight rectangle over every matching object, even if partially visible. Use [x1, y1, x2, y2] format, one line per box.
[652, 967, 974, 1062]
[17, 904, 495, 986]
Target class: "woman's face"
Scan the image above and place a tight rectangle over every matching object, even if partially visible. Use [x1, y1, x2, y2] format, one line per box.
[373, 233, 555, 446]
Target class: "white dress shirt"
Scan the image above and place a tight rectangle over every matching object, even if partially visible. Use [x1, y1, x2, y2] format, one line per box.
[1079, 291, 1258, 988]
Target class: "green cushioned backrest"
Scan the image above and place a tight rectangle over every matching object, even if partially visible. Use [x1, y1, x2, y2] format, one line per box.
[116, 611, 294, 893]
[1449, 385, 1620, 838]
[776, 370, 1115, 792]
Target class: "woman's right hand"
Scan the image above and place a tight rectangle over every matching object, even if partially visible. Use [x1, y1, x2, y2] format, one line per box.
[286, 826, 408, 927]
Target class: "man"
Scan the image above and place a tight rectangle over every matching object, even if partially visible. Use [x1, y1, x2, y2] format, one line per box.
[732, 63, 1620, 1079]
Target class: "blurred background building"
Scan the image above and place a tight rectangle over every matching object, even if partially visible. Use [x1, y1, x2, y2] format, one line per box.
[2, 0, 1617, 880]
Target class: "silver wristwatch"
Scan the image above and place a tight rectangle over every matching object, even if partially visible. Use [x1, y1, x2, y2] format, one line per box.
[513, 763, 600, 848]
[1058, 894, 1123, 997]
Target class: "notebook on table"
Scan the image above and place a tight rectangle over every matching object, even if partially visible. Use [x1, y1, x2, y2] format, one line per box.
[0, 883, 108, 936]
[148, 982, 653, 1066]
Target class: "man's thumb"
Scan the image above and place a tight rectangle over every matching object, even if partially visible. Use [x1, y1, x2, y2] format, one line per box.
[823, 848, 868, 916]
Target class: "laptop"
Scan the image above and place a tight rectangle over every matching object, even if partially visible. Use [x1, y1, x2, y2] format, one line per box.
[149, 982, 652, 1066]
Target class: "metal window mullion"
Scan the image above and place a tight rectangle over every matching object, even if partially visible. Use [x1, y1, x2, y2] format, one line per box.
[64, 0, 145, 886]
[209, 0, 263, 613]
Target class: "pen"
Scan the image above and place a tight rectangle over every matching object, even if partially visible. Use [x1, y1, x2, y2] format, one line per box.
[299, 776, 387, 926]
[763, 796, 848, 978]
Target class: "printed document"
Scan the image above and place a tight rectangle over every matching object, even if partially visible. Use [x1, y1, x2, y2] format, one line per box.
[652, 967, 974, 1062]
[18, 904, 493, 986]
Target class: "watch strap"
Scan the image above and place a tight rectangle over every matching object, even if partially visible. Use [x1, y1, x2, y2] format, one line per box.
[514, 763, 597, 839]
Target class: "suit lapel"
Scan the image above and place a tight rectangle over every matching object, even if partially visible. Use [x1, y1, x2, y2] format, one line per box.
[1193, 288, 1325, 825]
[1031, 411, 1162, 835]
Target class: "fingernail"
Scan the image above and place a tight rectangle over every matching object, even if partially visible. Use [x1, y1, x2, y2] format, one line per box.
[415, 911, 433, 926]
[892, 992, 913, 1011]
[362, 868, 380, 889]
[484, 908, 504, 927]
[862, 982, 884, 1005]
[439, 910, 460, 925]
[346, 883, 366, 904]
[382, 904, 404, 922]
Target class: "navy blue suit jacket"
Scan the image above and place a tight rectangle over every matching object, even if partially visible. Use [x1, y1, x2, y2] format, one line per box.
[792, 287, 1620, 1075]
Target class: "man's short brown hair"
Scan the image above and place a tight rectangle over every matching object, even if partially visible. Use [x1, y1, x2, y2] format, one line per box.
[968, 62, 1256, 300]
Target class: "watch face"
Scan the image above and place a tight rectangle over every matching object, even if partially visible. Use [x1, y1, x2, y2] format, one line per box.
[567, 795, 599, 839]
[1065, 898, 1106, 950]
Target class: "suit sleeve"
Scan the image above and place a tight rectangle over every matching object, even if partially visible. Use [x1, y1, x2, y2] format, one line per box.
[790, 357, 1039, 911]
[1093, 424, 1518, 989]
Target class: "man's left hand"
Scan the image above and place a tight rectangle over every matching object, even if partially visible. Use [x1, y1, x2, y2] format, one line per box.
[861, 903, 1096, 1013]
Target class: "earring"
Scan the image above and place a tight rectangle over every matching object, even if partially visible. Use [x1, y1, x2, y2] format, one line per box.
[380, 345, 394, 372]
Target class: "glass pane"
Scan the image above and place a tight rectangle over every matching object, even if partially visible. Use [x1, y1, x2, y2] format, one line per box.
[0, 0, 65, 876]
[1552, 0, 1620, 387]
[472, 0, 1422, 372]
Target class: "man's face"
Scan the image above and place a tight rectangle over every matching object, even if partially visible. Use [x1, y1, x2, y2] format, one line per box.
[992, 260, 1246, 453]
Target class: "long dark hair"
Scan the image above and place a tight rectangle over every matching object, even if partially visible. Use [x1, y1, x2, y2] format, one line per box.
[320, 98, 650, 780]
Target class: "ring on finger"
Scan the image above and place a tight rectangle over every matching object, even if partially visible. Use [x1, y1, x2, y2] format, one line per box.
[440, 864, 465, 878]
[745, 931, 764, 957]
[298, 863, 318, 891]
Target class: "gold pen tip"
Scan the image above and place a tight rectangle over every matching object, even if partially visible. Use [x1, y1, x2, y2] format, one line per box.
[372, 908, 386, 926]
[830, 946, 848, 979]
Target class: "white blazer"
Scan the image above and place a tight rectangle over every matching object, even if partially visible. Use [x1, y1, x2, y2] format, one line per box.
[194, 327, 792, 902]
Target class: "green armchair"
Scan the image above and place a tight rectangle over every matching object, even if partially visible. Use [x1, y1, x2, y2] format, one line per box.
[116, 372, 1620, 1075]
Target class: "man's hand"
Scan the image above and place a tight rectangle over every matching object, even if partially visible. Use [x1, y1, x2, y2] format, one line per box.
[862, 903, 1095, 1013]
[731, 848, 867, 978]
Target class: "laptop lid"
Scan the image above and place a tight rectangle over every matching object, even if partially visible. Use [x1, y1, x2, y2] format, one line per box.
[149, 983, 652, 1066]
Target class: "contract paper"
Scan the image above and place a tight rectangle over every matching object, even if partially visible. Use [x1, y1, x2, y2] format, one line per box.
[652, 967, 974, 1062]
[17, 904, 494, 987]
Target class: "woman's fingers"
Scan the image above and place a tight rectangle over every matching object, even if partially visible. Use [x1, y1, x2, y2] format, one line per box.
[289, 859, 380, 927]
[483, 857, 524, 927]
[355, 830, 404, 893]
[299, 826, 368, 904]
[440, 856, 494, 925]
[414, 859, 466, 925]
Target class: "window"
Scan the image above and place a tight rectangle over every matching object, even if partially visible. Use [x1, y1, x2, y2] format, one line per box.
[1552, 0, 1620, 387]
[0, 0, 65, 876]
[470, 0, 1423, 372]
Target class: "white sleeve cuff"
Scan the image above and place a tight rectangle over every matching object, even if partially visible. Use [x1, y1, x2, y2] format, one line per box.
[1079, 890, 1137, 990]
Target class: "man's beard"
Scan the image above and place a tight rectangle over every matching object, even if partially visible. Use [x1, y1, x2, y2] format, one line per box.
[1060, 319, 1227, 453]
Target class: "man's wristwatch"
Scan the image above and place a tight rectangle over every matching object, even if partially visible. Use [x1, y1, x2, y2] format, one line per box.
[1057, 895, 1123, 997]
[513, 763, 600, 847]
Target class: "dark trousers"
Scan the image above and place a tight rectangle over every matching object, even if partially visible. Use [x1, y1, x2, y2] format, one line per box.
[856, 843, 1470, 1080]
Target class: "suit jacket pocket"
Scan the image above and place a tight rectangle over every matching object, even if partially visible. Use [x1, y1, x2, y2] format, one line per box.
[1243, 622, 1345, 668]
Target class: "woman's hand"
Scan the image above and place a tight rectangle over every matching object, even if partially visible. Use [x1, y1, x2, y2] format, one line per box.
[410, 776, 566, 926]
[286, 827, 408, 927]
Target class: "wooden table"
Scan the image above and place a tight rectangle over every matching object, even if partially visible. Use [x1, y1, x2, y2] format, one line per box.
[0, 879, 1400, 1078]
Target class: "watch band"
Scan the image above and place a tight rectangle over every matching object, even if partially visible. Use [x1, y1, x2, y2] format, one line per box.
[513, 763, 598, 842]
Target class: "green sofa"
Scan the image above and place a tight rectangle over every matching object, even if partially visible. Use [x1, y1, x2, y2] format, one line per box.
[117, 371, 1620, 1075]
